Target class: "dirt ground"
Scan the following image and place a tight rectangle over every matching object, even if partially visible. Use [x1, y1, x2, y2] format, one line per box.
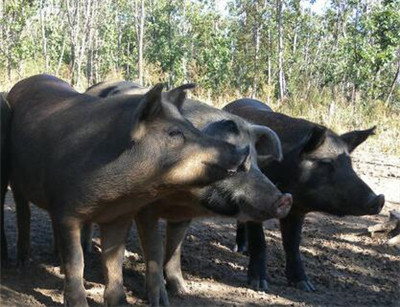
[1, 150, 399, 307]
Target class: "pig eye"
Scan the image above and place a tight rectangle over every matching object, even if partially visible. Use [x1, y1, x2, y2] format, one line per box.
[318, 159, 334, 170]
[167, 127, 184, 138]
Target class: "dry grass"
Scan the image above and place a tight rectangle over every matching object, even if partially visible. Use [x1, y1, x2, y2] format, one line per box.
[196, 88, 400, 156]
[277, 97, 400, 156]
[2, 67, 399, 156]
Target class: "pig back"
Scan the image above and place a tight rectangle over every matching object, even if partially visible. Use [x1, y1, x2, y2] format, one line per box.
[224, 100, 316, 155]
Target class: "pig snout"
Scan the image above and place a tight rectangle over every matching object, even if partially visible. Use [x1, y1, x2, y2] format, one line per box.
[272, 193, 293, 218]
[366, 194, 385, 214]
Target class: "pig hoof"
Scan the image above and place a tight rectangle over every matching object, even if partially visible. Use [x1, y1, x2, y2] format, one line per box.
[104, 297, 128, 307]
[104, 293, 127, 306]
[146, 284, 170, 306]
[104, 286, 127, 306]
[233, 244, 248, 255]
[65, 298, 89, 307]
[291, 280, 316, 292]
[249, 278, 269, 292]
[166, 280, 188, 296]
[64, 289, 88, 307]
[148, 295, 169, 307]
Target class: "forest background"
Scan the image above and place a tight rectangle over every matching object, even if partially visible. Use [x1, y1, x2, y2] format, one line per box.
[1, 0, 399, 154]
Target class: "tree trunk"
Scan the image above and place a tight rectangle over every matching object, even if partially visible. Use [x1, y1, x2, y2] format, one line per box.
[86, 0, 97, 85]
[267, 29, 271, 105]
[66, 0, 80, 85]
[56, 35, 66, 76]
[40, 0, 49, 72]
[386, 46, 400, 104]
[277, 0, 286, 101]
[168, 0, 173, 89]
[76, 0, 92, 87]
[251, 2, 261, 98]
[252, 26, 260, 97]
[351, 83, 356, 104]
[138, 0, 145, 85]
[93, 31, 100, 83]
[56, 11, 66, 76]
[6, 52, 12, 82]
[116, 10, 122, 71]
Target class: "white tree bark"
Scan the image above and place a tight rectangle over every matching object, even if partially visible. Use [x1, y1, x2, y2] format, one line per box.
[40, 0, 49, 72]
[277, 0, 286, 101]
[138, 0, 145, 85]
[386, 45, 400, 104]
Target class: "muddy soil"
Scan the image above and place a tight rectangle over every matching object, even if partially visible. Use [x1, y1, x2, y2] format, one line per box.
[1, 150, 399, 307]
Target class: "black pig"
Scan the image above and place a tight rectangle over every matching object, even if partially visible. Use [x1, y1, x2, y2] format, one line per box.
[6, 74, 248, 307]
[86, 81, 292, 306]
[224, 98, 385, 292]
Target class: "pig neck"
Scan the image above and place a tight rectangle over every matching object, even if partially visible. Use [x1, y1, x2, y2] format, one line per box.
[252, 111, 316, 156]
[145, 191, 217, 222]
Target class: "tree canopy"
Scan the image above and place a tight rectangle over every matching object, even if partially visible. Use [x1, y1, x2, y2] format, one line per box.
[1, 0, 400, 105]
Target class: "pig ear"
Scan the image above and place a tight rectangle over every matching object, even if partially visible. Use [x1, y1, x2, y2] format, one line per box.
[340, 126, 376, 153]
[301, 125, 327, 155]
[202, 119, 240, 137]
[251, 124, 283, 166]
[165, 83, 196, 110]
[136, 83, 164, 121]
[131, 83, 164, 140]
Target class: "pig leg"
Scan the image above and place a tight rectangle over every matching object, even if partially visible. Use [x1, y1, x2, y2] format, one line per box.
[53, 221, 92, 265]
[246, 221, 268, 291]
[99, 219, 131, 306]
[280, 212, 315, 291]
[136, 210, 169, 307]
[52, 219, 65, 275]
[53, 223, 60, 257]
[13, 187, 31, 267]
[53, 217, 88, 307]
[164, 220, 191, 296]
[81, 222, 93, 255]
[233, 221, 247, 253]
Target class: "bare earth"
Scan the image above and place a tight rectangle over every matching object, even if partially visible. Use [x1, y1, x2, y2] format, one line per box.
[1, 150, 399, 307]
